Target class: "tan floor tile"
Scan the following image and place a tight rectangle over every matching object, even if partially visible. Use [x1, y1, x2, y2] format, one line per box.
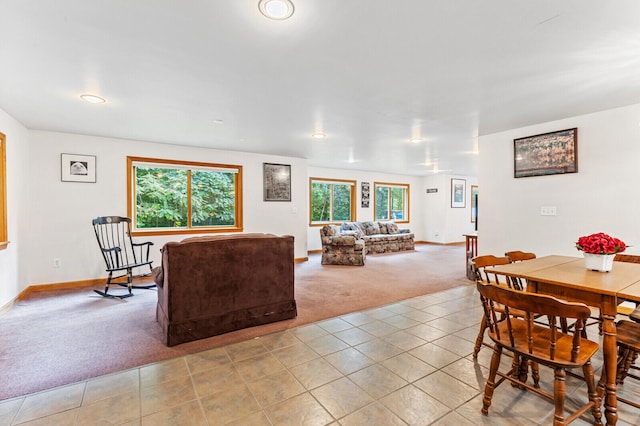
[291, 324, 330, 342]
[185, 347, 231, 375]
[140, 375, 197, 416]
[401, 309, 438, 323]
[257, 330, 301, 351]
[381, 352, 437, 383]
[430, 410, 477, 426]
[333, 327, 376, 346]
[200, 384, 261, 425]
[83, 369, 139, 404]
[354, 339, 403, 362]
[382, 330, 427, 351]
[13, 383, 85, 424]
[271, 341, 319, 368]
[358, 320, 400, 337]
[191, 363, 245, 398]
[140, 357, 189, 388]
[141, 399, 206, 426]
[348, 364, 407, 399]
[384, 303, 416, 315]
[225, 338, 268, 362]
[362, 307, 397, 320]
[381, 314, 422, 329]
[305, 334, 349, 356]
[235, 352, 284, 382]
[289, 357, 344, 390]
[410, 342, 461, 369]
[317, 318, 354, 333]
[433, 334, 476, 357]
[405, 323, 448, 342]
[414, 371, 481, 409]
[440, 358, 488, 392]
[265, 392, 334, 425]
[0, 398, 24, 424]
[246, 370, 305, 407]
[340, 311, 376, 327]
[311, 377, 373, 419]
[18, 408, 78, 426]
[380, 384, 451, 425]
[339, 402, 406, 426]
[324, 347, 375, 375]
[225, 410, 272, 426]
[76, 391, 140, 426]
[428, 317, 469, 333]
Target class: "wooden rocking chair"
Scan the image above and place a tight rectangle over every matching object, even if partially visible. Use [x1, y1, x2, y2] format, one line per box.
[92, 216, 155, 298]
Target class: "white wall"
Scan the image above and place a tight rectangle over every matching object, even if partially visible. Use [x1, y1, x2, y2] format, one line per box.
[25, 131, 309, 286]
[478, 103, 640, 258]
[421, 174, 477, 244]
[0, 109, 30, 307]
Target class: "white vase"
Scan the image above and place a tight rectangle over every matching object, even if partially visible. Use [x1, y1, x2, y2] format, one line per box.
[583, 253, 615, 272]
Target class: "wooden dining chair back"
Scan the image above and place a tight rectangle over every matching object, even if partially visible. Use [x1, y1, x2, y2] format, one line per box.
[505, 250, 537, 262]
[477, 281, 602, 426]
[92, 216, 155, 298]
[472, 255, 517, 358]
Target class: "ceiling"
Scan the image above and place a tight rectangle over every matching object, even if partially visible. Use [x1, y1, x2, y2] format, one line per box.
[2, 1, 640, 177]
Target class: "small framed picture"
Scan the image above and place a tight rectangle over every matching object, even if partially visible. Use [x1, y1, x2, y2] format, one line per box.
[263, 163, 291, 201]
[451, 178, 466, 208]
[61, 153, 96, 183]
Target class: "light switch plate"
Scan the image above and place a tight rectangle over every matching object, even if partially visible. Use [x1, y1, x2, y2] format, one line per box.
[540, 206, 557, 216]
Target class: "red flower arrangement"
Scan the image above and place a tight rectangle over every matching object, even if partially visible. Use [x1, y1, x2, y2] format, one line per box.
[576, 232, 626, 255]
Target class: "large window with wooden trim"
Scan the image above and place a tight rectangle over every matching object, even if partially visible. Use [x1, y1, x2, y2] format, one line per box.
[127, 157, 243, 236]
[309, 178, 356, 225]
[0, 132, 7, 249]
[374, 182, 410, 222]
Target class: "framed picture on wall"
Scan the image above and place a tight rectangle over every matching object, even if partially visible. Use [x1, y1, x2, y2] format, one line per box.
[263, 163, 291, 201]
[361, 182, 370, 208]
[451, 178, 466, 208]
[61, 153, 96, 183]
[514, 128, 578, 178]
[470, 185, 478, 222]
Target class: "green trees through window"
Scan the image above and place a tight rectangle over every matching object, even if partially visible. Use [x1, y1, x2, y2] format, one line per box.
[310, 178, 356, 224]
[128, 157, 242, 234]
[374, 182, 409, 222]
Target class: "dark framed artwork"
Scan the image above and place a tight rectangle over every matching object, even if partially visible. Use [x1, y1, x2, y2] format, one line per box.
[451, 178, 466, 208]
[361, 182, 370, 208]
[470, 185, 478, 223]
[263, 163, 291, 201]
[61, 153, 96, 183]
[514, 128, 578, 178]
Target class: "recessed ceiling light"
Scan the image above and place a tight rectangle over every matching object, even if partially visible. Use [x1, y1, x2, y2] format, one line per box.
[80, 94, 106, 104]
[311, 132, 326, 139]
[213, 119, 224, 124]
[409, 137, 424, 143]
[258, 0, 294, 20]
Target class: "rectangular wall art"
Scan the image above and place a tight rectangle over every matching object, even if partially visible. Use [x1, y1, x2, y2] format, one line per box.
[263, 163, 291, 201]
[61, 153, 96, 183]
[514, 128, 578, 178]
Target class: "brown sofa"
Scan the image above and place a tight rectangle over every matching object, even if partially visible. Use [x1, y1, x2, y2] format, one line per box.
[153, 233, 297, 346]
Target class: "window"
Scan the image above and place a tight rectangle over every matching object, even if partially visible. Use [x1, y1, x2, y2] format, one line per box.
[127, 156, 243, 235]
[309, 178, 356, 225]
[374, 182, 409, 222]
[0, 132, 6, 249]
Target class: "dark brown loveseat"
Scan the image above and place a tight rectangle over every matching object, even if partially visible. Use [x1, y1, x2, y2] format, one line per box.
[153, 233, 297, 346]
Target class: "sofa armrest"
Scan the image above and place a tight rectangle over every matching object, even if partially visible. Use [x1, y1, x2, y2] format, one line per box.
[325, 235, 357, 246]
[398, 228, 411, 234]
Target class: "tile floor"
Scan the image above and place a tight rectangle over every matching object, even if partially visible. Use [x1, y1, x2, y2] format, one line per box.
[1, 285, 639, 425]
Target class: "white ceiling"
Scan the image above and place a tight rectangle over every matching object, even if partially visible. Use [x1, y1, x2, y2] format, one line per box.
[2, 1, 640, 176]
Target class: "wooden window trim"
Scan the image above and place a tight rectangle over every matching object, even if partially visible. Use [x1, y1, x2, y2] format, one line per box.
[309, 177, 357, 226]
[0, 132, 7, 249]
[373, 181, 410, 223]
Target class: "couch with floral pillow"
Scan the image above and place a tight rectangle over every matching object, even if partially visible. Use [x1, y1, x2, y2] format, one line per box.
[341, 221, 414, 254]
[320, 225, 366, 266]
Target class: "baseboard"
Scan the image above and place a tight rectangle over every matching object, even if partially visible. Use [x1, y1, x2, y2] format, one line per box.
[307, 249, 322, 255]
[416, 240, 465, 246]
[295, 257, 309, 263]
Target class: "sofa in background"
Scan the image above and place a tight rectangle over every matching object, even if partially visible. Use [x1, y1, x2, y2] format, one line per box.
[341, 221, 414, 254]
[152, 233, 297, 346]
[320, 225, 366, 266]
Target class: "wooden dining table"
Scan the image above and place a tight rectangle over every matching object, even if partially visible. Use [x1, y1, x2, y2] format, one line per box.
[486, 255, 640, 425]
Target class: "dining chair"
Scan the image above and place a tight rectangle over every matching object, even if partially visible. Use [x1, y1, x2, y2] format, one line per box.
[477, 281, 602, 426]
[471, 255, 518, 359]
[601, 319, 640, 409]
[504, 250, 536, 289]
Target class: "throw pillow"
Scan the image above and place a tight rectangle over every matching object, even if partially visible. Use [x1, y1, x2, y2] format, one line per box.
[377, 222, 389, 234]
[360, 221, 381, 235]
[387, 222, 400, 234]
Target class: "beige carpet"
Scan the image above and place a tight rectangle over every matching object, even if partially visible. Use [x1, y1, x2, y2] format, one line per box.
[0, 244, 469, 400]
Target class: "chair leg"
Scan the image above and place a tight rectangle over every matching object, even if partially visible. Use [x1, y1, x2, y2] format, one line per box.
[553, 368, 567, 426]
[582, 361, 603, 425]
[617, 347, 637, 384]
[473, 315, 487, 359]
[481, 346, 502, 415]
[93, 270, 134, 299]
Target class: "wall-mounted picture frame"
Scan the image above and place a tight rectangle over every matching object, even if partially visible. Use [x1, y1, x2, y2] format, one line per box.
[361, 182, 370, 208]
[470, 185, 478, 223]
[263, 163, 291, 201]
[451, 178, 466, 208]
[514, 128, 578, 178]
[61, 153, 96, 183]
